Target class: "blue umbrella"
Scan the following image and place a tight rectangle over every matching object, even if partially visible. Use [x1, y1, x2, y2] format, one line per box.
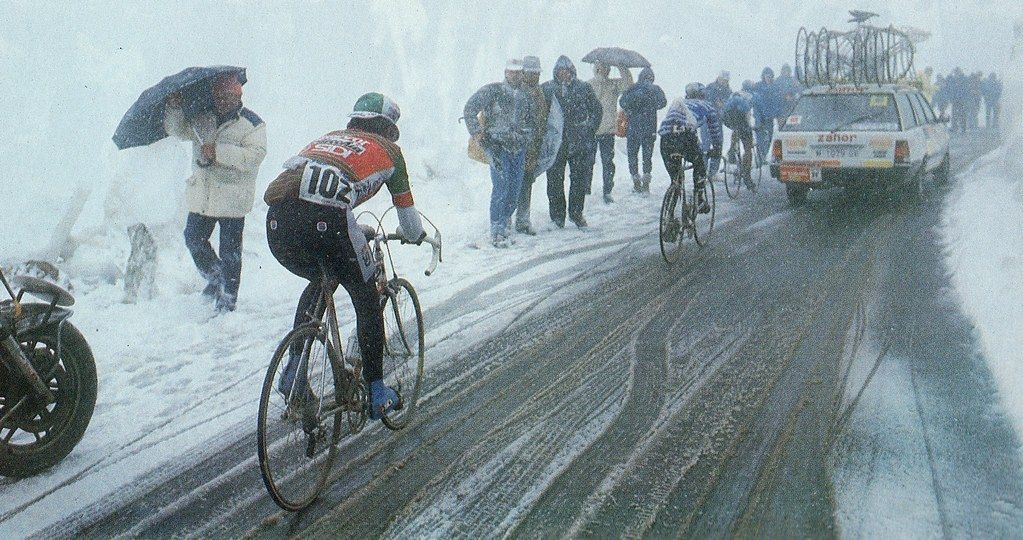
[113, 65, 246, 150]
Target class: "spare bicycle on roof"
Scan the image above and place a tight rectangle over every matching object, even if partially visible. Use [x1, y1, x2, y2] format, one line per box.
[795, 11, 924, 88]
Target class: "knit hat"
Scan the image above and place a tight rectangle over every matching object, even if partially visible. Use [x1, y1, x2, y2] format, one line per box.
[522, 56, 542, 73]
[506, 59, 524, 72]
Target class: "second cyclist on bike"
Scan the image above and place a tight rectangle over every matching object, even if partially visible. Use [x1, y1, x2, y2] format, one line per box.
[263, 92, 426, 421]
[722, 81, 757, 191]
[658, 82, 723, 214]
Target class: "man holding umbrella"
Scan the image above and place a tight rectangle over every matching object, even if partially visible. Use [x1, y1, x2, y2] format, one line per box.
[588, 61, 632, 203]
[164, 71, 267, 312]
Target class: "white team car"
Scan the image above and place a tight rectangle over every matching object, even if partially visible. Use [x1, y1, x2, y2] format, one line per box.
[769, 84, 950, 205]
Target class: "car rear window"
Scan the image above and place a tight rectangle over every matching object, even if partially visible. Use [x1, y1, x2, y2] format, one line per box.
[912, 93, 937, 123]
[782, 93, 900, 132]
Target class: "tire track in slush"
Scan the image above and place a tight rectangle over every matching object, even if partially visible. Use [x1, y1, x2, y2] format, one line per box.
[64, 234, 647, 538]
[385, 346, 631, 537]
[645, 211, 889, 539]
[384, 274, 703, 537]
[503, 192, 859, 536]
[65, 187, 780, 538]
[347, 201, 777, 535]
[209, 241, 681, 538]
[294, 253, 703, 538]
[98, 271, 640, 538]
[255, 189, 785, 538]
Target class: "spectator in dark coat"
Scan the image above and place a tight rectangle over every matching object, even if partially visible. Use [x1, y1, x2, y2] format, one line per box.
[541, 55, 602, 228]
[751, 67, 783, 162]
[948, 68, 969, 132]
[981, 72, 1002, 129]
[932, 75, 948, 117]
[968, 72, 984, 130]
[775, 63, 803, 121]
[464, 60, 535, 247]
[705, 71, 732, 112]
[619, 67, 667, 192]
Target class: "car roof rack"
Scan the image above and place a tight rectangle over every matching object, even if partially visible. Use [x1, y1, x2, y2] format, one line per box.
[795, 14, 920, 88]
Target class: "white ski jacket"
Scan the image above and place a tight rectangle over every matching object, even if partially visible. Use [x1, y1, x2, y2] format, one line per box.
[165, 106, 267, 218]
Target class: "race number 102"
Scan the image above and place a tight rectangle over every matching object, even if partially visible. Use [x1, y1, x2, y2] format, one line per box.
[301, 161, 353, 207]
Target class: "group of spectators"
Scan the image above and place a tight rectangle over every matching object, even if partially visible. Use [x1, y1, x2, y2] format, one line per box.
[464, 56, 805, 247]
[929, 68, 1003, 132]
[464, 55, 645, 246]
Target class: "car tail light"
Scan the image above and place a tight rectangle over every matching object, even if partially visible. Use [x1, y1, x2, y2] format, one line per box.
[894, 140, 909, 164]
[772, 140, 783, 163]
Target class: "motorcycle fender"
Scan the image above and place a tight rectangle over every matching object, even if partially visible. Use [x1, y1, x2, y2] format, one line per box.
[1, 302, 74, 337]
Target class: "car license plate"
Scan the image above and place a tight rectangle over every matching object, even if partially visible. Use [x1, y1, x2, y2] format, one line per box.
[813, 146, 860, 159]
[780, 164, 812, 183]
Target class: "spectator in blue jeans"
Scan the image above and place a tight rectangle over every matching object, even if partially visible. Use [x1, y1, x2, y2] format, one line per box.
[184, 214, 244, 309]
[164, 72, 267, 312]
[464, 60, 535, 247]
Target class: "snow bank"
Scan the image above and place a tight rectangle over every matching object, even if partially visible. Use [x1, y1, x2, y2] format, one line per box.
[943, 48, 1023, 438]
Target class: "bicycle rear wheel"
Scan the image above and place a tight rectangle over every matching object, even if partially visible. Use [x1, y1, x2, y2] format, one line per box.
[380, 278, 425, 431]
[258, 323, 343, 511]
[723, 146, 742, 199]
[659, 182, 684, 264]
[753, 137, 766, 190]
[752, 145, 761, 192]
[692, 178, 716, 246]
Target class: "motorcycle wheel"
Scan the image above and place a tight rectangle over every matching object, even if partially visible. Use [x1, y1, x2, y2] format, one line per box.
[0, 323, 97, 478]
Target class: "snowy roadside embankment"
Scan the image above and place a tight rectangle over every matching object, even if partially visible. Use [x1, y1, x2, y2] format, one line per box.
[943, 129, 1023, 439]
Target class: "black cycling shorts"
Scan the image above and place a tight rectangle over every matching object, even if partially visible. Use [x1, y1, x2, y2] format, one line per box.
[266, 198, 385, 382]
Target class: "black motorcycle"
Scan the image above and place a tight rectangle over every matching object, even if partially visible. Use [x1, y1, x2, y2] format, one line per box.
[0, 269, 96, 478]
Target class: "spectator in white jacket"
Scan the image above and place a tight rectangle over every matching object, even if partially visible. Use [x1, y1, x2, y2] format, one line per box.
[164, 72, 267, 312]
[589, 62, 632, 203]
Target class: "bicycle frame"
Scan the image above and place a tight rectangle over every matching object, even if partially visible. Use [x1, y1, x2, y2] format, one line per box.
[289, 209, 441, 422]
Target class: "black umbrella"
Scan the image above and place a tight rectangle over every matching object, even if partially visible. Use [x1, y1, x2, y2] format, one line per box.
[113, 65, 247, 150]
[581, 47, 651, 69]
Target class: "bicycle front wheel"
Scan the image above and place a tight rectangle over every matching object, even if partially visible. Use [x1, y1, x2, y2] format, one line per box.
[380, 278, 426, 431]
[659, 183, 684, 264]
[258, 323, 343, 511]
[693, 178, 716, 246]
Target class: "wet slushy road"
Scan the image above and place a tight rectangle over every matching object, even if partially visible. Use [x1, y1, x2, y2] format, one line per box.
[55, 134, 1022, 538]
